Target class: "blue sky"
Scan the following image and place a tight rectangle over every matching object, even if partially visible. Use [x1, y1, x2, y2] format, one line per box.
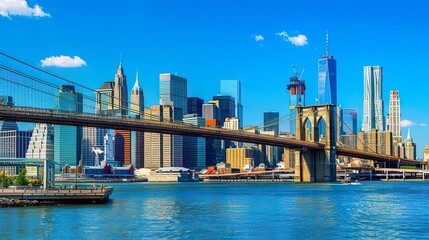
[1, 0, 428, 157]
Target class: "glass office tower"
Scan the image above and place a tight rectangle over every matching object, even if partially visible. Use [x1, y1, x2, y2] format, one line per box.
[221, 80, 243, 128]
[317, 32, 337, 105]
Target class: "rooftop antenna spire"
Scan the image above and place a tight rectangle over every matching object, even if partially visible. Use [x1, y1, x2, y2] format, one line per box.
[120, 51, 122, 65]
[326, 31, 329, 57]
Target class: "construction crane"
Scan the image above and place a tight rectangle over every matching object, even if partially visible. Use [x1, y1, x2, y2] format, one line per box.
[291, 65, 305, 79]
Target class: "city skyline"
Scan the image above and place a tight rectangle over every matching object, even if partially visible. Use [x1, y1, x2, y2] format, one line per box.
[1, 0, 428, 156]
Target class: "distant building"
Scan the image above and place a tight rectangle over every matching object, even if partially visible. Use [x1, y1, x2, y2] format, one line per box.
[220, 80, 243, 128]
[202, 103, 219, 124]
[183, 114, 206, 170]
[187, 97, 204, 117]
[130, 71, 144, 117]
[144, 105, 182, 168]
[317, 32, 337, 105]
[54, 85, 83, 171]
[0, 130, 32, 175]
[0, 96, 18, 131]
[260, 130, 283, 167]
[95, 81, 115, 115]
[203, 103, 222, 167]
[26, 123, 54, 175]
[212, 95, 235, 127]
[113, 63, 128, 116]
[263, 111, 279, 136]
[160, 73, 187, 120]
[287, 74, 306, 135]
[226, 147, 260, 170]
[357, 129, 392, 156]
[362, 66, 384, 132]
[81, 127, 108, 166]
[340, 108, 357, 135]
[405, 129, 416, 160]
[424, 145, 429, 165]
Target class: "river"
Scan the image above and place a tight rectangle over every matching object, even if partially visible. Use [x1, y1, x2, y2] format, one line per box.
[1, 181, 428, 239]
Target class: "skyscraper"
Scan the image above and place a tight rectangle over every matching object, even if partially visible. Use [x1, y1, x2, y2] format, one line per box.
[387, 90, 401, 140]
[220, 80, 243, 128]
[340, 108, 357, 135]
[130, 71, 145, 168]
[160, 73, 187, 120]
[187, 97, 204, 117]
[81, 127, 108, 166]
[130, 71, 144, 117]
[405, 129, 416, 160]
[264, 111, 280, 136]
[317, 32, 337, 105]
[183, 114, 206, 170]
[113, 63, 128, 116]
[212, 95, 235, 127]
[26, 123, 54, 175]
[287, 73, 306, 135]
[95, 81, 115, 115]
[54, 85, 83, 170]
[144, 105, 182, 168]
[362, 66, 384, 132]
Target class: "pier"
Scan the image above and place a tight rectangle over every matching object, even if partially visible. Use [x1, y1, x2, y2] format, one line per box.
[0, 185, 114, 203]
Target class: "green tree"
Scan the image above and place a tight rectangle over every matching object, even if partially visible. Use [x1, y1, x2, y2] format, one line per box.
[0, 173, 12, 188]
[14, 168, 30, 186]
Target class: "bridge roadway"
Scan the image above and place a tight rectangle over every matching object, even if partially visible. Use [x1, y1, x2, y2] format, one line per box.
[0, 106, 422, 166]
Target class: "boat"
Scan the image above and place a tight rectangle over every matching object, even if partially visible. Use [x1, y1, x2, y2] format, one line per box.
[342, 178, 361, 185]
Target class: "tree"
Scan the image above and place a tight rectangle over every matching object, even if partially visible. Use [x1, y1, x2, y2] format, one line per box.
[14, 168, 30, 186]
[0, 173, 12, 188]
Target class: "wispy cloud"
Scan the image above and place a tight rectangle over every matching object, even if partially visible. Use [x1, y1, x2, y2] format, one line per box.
[420, 123, 427, 127]
[41, 56, 87, 68]
[254, 35, 264, 42]
[276, 31, 308, 47]
[0, 0, 50, 19]
[401, 119, 416, 127]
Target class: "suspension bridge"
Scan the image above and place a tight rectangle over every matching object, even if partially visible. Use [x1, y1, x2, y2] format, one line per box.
[0, 51, 424, 182]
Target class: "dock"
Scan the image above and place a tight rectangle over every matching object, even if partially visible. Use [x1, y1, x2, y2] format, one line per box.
[0, 185, 114, 204]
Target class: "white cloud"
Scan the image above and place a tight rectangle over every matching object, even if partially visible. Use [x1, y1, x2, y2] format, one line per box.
[420, 123, 427, 127]
[0, 0, 50, 18]
[255, 35, 264, 42]
[41, 56, 87, 68]
[276, 31, 308, 47]
[401, 119, 416, 128]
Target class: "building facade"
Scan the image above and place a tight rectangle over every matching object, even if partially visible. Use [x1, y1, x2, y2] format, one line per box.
[113, 63, 128, 116]
[362, 66, 384, 132]
[220, 80, 243, 128]
[26, 124, 54, 175]
[357, 129, 392, 156]
[387, 90, 401, 139]
[212, 95, 235, 127]
[144, 105, 183, 168]
[54, 85, 83, 170]
[94, 82, 115, 115]
[130, 71, 144, 117]
[340, 108, 357, 135]
[317, 32, 337, 105]
[187, 97, 204, 117]
[183, 114, 206, 170]
[287, 76, 306, 135]
[0, 130, 32, 175]
[160, 73, 187, 120]
[263, 111, 280, 136]
[226, 147, 258, 170]
[404, 129, 416, 160]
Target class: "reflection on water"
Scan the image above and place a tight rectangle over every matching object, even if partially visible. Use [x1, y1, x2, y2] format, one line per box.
[2, 181, 429, 239]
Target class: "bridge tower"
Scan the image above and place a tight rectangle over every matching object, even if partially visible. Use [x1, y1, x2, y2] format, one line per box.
[294, 104, 337, 182]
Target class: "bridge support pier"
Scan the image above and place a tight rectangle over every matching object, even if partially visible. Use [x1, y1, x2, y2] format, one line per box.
[294, 105, 337, 182]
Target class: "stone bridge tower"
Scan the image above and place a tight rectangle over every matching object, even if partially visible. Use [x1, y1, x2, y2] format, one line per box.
[294, 104, 337, 182]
